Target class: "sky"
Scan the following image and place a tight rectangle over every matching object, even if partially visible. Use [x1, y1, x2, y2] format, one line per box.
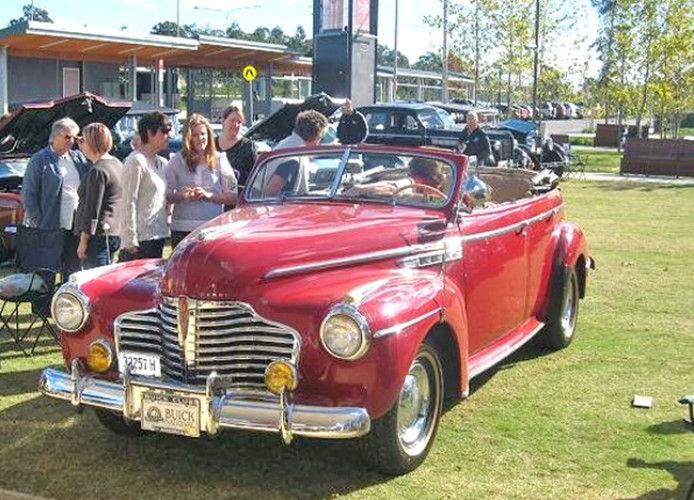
[0, 0, 599, 77]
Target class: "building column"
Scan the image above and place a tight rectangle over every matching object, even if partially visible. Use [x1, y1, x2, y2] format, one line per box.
[128, 55, 137, 101]
[264, 63, 273, 118]
[0, 46, 8, 114]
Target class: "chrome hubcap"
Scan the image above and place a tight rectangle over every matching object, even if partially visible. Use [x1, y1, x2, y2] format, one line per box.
[396, 351, 440, 457]
[560, 274, 578, 337]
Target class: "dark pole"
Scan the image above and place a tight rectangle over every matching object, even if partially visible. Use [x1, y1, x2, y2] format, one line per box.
[532, 0, 540, 140]
[474, 0, 479, 105]
[393, 0, 399, 101]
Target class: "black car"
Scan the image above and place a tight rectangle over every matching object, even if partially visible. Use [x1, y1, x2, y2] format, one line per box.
[358, 102, 517, 166]
[244, 92, 343, 148]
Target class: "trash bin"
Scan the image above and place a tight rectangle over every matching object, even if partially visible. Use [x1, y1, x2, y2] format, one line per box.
[627, 125, 638, 138]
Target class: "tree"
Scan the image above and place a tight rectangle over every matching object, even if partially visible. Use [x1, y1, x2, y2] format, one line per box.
[8, 3, 53, 25]
[150, 21, 197, 38]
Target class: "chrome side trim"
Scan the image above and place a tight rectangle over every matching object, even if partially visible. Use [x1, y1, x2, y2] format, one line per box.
[462, 206, 561, 243]
[39, 368, 371, 440]
[373, 308, 441, 339]
[265, 236, 463, 279]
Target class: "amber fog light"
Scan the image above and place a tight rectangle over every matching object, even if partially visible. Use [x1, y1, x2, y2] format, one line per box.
[86, 340, 113, 373]
[264, 360, 298, 395]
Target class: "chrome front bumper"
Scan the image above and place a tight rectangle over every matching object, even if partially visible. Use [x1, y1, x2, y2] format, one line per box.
[39, 362, 371, 441]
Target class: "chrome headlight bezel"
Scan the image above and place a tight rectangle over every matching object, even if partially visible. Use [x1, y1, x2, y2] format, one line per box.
[51, 283, 91, 333]
[320, 303, 371, 360]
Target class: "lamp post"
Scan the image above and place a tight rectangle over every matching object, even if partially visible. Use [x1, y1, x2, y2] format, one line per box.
[531, 0, 540, 136]
[194, 5, 261, 33]
[393, 0, 399, 102]
[474, 0, 479, 105]
[442, 0, 448, 103]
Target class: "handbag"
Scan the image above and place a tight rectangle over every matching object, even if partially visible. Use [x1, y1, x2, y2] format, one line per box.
[15, 225, 64, 273]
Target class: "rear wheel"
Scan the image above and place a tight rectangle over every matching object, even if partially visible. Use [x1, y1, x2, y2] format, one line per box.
[360, 342, 444, 475]
[94, 408, 143, 435]
[538, 266, 580, 350]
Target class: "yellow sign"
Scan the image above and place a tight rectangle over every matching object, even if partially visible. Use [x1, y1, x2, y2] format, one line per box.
[242, 65, 258, 82]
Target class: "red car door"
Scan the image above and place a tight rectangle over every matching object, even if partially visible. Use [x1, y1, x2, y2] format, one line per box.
[523, 192, 564, 318]
[459, 204, 529, 354]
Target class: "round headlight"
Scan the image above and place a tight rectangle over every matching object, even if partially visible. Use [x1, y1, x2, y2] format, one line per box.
[320, 305, 371, 360]
[51, 290, 89, 332]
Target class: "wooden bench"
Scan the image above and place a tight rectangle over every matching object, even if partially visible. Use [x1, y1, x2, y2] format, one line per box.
[594, 124, 625, 147]
[620, 138, 694, 177]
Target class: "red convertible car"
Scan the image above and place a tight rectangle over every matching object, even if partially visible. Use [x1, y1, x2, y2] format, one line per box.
[40, 145, 593, 475]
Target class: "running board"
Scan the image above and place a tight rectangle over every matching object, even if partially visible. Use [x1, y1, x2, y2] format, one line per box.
[467, 318, 545, 379]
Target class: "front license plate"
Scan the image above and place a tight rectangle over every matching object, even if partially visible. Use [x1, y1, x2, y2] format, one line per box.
[141, 392, 201, 437]
[118, 352, 161, 377]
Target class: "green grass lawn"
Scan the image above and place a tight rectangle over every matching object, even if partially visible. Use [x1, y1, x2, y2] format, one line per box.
[2, 180, 694, 499]
[573, 147, 622, 174]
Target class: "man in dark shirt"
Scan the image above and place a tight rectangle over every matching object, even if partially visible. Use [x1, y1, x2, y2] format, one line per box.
[458, 111, 493, 166]
[337, 99, 368, 144]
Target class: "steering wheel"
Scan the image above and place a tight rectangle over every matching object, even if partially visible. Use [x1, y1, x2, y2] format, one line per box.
[393, 183, 446, 200]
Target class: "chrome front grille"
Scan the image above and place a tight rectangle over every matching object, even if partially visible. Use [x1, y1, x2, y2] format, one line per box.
[115, 297, 300, 390]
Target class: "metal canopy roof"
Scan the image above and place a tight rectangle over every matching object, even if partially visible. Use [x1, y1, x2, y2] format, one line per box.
[0, 20, 312, 75]
[165, 34, 312, 75]
[0, 21, 197, 64]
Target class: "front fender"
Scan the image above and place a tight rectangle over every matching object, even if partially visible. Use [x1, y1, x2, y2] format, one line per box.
[58, 259, 165, 366]
[257, 267, 468, 419]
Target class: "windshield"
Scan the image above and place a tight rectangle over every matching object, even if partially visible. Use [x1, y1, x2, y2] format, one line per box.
[245, 149, 456, 208]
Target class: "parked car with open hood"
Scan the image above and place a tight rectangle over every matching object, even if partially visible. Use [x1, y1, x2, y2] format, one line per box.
[40, 141, 594, 475]
[244, 92, 343, 149]
[111, 101, 183, 160]
[0, 92, 129, 261]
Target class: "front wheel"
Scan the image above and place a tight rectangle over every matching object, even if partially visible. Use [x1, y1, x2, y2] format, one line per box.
[360, 342, 444, 475]
[538, 266, 580, 350]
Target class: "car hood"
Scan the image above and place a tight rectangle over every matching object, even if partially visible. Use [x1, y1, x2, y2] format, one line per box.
[244, 93, 343, 143]
[161, 203, 444, 299]
[498, 119, 537, 135]
[0, 92, 130, 157]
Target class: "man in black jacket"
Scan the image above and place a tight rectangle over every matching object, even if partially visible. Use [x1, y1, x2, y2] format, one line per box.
[337, 99, 368, 144]
[458, 111, 492, 166]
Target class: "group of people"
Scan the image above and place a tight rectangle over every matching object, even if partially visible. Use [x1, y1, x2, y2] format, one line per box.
[21, 106, 243, 280]
[20, 98, 371, 280]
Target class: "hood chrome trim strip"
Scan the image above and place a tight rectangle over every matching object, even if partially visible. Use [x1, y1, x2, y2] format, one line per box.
[264, 236, 463, 279]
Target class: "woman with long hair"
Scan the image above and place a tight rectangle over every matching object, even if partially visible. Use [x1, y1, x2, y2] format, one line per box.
[216, 105, 257, 186]
[74, 122, 122, 268]
[165, 114, 237, 248]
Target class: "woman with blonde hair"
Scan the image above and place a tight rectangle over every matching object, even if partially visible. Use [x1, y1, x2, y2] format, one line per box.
[165, 114, 237, 247]
[74, 122, 123, 268]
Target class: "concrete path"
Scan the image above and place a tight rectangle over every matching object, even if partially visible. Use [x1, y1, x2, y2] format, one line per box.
[578, 172, 694, 185]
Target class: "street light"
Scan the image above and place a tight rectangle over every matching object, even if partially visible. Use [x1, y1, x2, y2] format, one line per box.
[393, 0, 399, 102]
[531, 0, 540, 135]
[194, 5, 261, 32]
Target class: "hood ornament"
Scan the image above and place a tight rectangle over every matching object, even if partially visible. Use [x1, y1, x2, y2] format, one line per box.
[177, 296, 190, 347]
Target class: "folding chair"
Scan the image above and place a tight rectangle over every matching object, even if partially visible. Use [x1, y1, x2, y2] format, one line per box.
[0, 269, 56, 360]
[0, 226, 62, 360]
[561, 143, 587, 180]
